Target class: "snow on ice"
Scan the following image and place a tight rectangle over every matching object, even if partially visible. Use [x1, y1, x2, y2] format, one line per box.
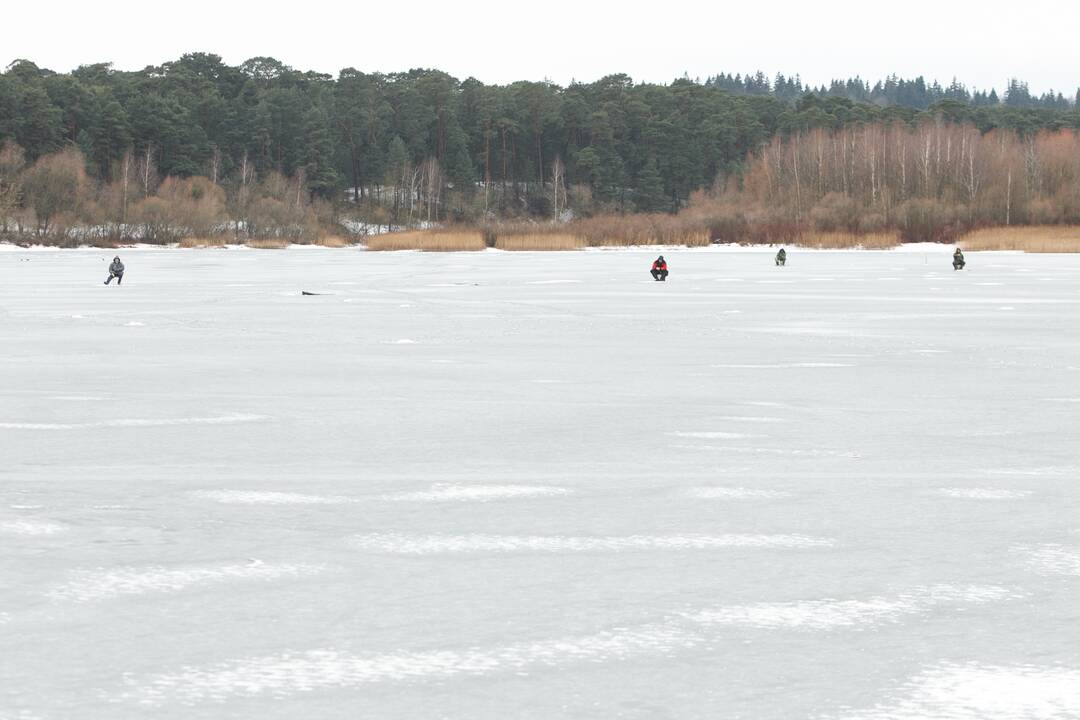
[2, 247, 1080, 719]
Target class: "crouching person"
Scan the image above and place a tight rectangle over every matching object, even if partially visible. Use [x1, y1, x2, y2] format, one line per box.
[651, 255, 668, 281]
[776, 248, 786, 266]
[953, 248, 965, 271]
[105, 256, 125, 285]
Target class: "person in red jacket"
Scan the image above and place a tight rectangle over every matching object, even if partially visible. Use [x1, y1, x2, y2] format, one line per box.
[651, 255, 668, 281]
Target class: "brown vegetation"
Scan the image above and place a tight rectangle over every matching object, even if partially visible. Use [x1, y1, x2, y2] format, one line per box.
[494, 233, 585, 251]
[178, 237, 227, 248]
[481, 215, 711, 249]
[478, 215, 890, 250]
[729, 124, 1080, 246]
[313, 235, 351, 248]
[16, 147, 87, 241]
[0, 147, 333, 246]
[245, 238, 290, 249]
[0, 141, 25, 236]
[10, 121, 1080, 251]
[572, 215, 711, 247]
[365, 230, 486, 252]
[959, 226, 1080, 252]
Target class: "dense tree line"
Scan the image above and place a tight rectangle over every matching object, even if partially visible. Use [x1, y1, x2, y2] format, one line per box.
[0, 54, 781, 224]
[707, 73, 1078, 111]
[3, 54, 1080, 244]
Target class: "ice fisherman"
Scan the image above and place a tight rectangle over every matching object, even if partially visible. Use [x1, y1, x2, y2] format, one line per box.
[651, 255, 668, 281]
[105, 256, 125, 285]
[775, 248, 787, 266]
[953, 248, 965, 271]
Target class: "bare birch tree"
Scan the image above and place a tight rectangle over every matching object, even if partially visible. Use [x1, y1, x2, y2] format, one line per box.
[551, 155, 565, 221]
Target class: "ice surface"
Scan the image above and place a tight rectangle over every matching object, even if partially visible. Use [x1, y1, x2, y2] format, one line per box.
[0, 520, 67, 536]
[192, 490, 357, 505]
[347, 532, 836, 553]
[1021, 544, 1080, 577]
[684, 486, 793, 499]
[46, 561, 326, 603]
[2, 247, 1080, 718]
[381, 483, 571, 502]
[832, 663, 1080, 720]
[934, 488, 1033, 500]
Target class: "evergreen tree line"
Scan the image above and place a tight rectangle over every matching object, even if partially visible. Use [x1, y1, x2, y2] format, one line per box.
[3, 54, 1080, 244]
[706, 73, 1077, 111]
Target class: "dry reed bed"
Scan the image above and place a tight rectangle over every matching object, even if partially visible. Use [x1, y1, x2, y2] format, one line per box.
[571, 215, 711, 247]
[482, 216, 710, 248]
[494, 234, 585, 251]
[959, 226, 1080, 252]
[313, 235, 350, 248]
[365, 231, 486, 251]
[366, 225, 899, 251]
[245, 238, 290, 249]
[178, 238, 227, 248]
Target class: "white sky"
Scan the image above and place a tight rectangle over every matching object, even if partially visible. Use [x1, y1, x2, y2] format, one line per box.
[6, 0, 1079, 96]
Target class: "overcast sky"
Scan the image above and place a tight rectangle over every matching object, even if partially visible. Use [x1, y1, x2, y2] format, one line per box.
[6, 0, 1079, 95]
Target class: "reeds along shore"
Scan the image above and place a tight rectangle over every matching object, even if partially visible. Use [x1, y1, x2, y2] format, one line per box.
[361, 223, 1080, 252]
[362, 228, 900, 251]
[958, 227, 1080, 252]
[13, 225, 1080, 251]
[364, 231, 486, 252]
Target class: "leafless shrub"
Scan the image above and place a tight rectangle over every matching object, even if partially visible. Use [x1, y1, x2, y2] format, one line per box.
[18, 147, 88, 241]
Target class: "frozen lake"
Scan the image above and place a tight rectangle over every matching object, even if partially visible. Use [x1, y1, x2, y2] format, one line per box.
[2, 247, 1080, 719]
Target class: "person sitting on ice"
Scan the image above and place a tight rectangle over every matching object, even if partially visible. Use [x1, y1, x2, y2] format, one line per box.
[953, 248, 965, 271]
[775, 248, 787, 266]
[104, 256, 125, 285]
[651, 255, 668, 281]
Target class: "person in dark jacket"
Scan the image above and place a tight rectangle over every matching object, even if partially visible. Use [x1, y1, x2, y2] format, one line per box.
[776, 248, 787, 266]
[651, 255, 668, 281]
[105, 256, 125, 285]
[953, 248, 965, 271]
